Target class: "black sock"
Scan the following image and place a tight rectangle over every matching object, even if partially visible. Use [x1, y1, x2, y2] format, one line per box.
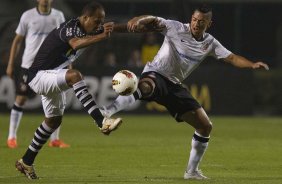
[73, 80, 104, 127]
[22, 122, 54, 165]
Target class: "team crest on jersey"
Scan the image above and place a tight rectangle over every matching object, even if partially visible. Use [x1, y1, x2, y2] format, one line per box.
[201, 39, 214, 51]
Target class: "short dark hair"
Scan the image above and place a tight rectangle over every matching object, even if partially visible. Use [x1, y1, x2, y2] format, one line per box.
[194, 4, 212, 14]
[81, 1, 104, 16]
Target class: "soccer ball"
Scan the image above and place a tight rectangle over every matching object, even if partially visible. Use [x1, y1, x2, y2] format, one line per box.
[112, 70, 138, 96]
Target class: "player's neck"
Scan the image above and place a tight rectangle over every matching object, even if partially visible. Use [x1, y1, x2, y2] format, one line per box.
[192, 33, 204, 41]
[78, 16, 87, 32]
[37, 6, 51, 15]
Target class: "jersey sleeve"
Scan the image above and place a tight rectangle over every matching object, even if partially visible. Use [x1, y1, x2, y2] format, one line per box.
[59, 21, 77, 42]
[59, 11, 65, 23]
[210, 38, 232, 59]
[15, 12, 28, 36]
[156, 17, 185, 36]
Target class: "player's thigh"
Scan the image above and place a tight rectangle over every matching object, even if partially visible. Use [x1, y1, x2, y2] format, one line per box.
[15, 67, 35, 98]
[15, 95, 28, 106]
[41, 92, 66, 119]
[158, 83, 201, 121]
[139, 72, 168, 100]
[29, 69, 70, 95]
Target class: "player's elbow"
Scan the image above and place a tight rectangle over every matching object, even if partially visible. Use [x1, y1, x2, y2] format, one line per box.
[224, 53, 235, 63]
[68, 39, 81, 50]
[69, 43, 79, 50]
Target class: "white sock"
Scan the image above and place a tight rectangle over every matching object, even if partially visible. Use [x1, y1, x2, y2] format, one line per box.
[103, 94, 136, 117]
[8, 104, 23, 139]
[50, 126, 61, 141]
[187, 132, 209, 172]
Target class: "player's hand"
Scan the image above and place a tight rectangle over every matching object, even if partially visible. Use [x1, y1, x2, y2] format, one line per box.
[127, 18, 137, 32]
[127, 16, 165, 32]
[127, 17, 151, 32]
[252, 62, 269, 71]
[6, 65, 14, 79]
[127, 17, 140, 32]
[102, 22, 114, 38]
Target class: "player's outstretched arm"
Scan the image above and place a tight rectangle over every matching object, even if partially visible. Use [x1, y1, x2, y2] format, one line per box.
[6, 34, 24, 78]
[69, 22, 114, 50]
[113, 23, 128, 33]
[224, 53, 269, 71]
[127, 15, 165, 33]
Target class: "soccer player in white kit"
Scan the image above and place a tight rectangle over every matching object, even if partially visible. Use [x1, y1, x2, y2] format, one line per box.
[6, 0, 70, 148]
[102, 5, 269, 180]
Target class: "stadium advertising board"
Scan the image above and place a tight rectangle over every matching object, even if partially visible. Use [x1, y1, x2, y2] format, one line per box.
[0, 65, 253, 115]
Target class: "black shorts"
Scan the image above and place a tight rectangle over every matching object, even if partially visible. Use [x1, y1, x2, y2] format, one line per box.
[140, 71, 201, 122]
[15, 67, 35, 96]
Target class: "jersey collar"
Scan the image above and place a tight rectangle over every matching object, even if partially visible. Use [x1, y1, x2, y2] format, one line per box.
[36, 7, 52, 16]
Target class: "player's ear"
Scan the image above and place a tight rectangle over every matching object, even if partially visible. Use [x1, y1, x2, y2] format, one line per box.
[208, 20, 212, 28]
[83, 15, 89, 22]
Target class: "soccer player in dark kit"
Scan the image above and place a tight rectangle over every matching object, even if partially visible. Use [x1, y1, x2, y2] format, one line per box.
[15, 2, 122, 179]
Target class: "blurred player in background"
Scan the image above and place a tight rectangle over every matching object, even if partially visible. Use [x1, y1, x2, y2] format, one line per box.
[15, 2, 122, 179]
[102, 4, 269, 180]
[6, 0, 70, 148]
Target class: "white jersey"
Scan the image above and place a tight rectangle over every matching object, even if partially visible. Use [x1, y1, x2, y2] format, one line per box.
[16, 8, 65, 69]
[143, 17, 232, 84]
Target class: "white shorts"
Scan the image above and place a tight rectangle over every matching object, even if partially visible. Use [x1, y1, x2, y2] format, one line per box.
[28, 69, 70, 117]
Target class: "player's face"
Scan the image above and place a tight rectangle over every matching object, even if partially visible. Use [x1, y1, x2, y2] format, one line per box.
[37, 0, 53, 8]
[190, 10, 212, 38]
[84, 9, 105, 33]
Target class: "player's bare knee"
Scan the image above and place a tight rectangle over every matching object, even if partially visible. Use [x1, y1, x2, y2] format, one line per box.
[138, 78, 155, 98]
[45, 116, 62, 129]
[205, 121, 213, 134]
[199, 121, 212, 136]
[66, 69, 83, 86]
[15, 95, 28, 106]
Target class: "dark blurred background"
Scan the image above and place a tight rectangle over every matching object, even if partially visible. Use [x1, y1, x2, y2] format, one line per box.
[0, 0, 282, 115]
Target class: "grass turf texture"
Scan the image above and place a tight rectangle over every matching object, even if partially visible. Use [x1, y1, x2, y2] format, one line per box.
[0, 114, 282, 184]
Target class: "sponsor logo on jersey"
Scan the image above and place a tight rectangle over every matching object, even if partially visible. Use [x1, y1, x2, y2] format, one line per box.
[66, 28, 73, 36]
[181, 39, 189, 43]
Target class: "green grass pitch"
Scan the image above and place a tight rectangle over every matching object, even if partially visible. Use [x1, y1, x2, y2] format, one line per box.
[0, 113, 282, 184]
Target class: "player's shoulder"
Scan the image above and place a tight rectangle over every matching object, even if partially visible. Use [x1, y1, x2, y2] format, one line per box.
[51, 8, 64, 16]
[21, 7, 37, 18]
[203, 32, 216, 41]
[203, 32, 222, 46]
[160, 17, 183, 26]
[59, 18, 79, 31]
[159, 17, 187, 32]
[64, 18, 79, 26]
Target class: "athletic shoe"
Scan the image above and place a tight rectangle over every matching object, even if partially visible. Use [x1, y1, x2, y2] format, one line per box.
[48, 139, 70, 148]
[7, 138, 17, 148]
[100, 117, 122, 135]
[184, 170, 209, 180]
[15, 159, 38, 180]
